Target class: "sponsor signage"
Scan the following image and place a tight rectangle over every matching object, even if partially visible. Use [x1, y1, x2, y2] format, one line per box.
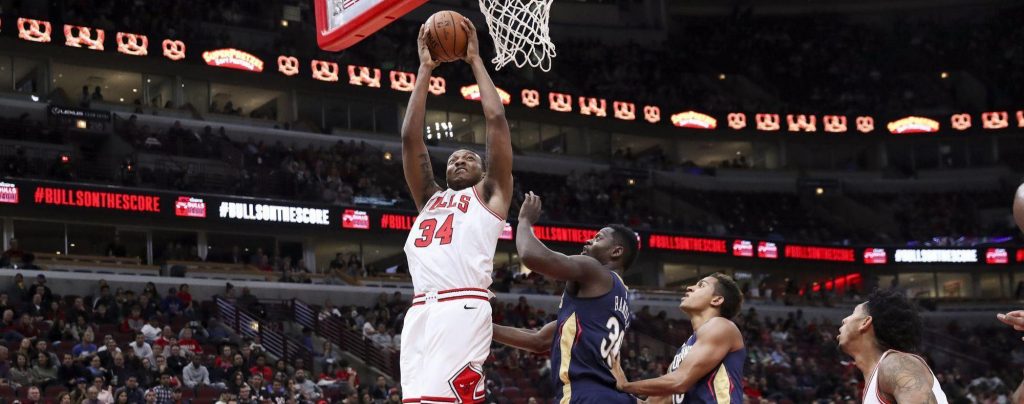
[985, 248, 1008, 265]
[670, 111, 717, 129]
[863, 248, 887, 265]
[174, 197, 206, 218]
[648, 235, 727, 254]
[893, 249, 978, 263]
[500, 223, 513, 241]
[342, 209, 371, 229]
[217, 201, 329, 225]
[202, 49, 264, 72]
[732, 240, 753, 257]
[784, 245, 855, 262]
[460, 84, 512, 105]
[757, 241, 778, 259]
[33, 186, 160, 213]
[886, 116, 940, 134]
[47, 105, 111, 122]
[0, 182, 18, 204]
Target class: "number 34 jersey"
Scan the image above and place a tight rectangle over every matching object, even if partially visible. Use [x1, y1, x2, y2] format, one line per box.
[404, 187, 505, 292]
[551, 272, 634, 404]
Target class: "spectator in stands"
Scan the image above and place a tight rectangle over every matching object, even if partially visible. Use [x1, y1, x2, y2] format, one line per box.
[108, 354, 131, 389]
[106, 236, 127, 258]
[122, 306, 145, 335]
[73, 330, 99, 359]
[30, 351, 57, 389]
[114, 375, 144, 403]
[159, 288, 183, 318]
[166, 345, 187, 375]
[249, 355, 272, 381]
[227, 370, 248, 394]
[370, 376, 390, 400]
[176, 285, 193, 314]
[129, 333, 153, 363]
[182, 355, 211, 389]
[141, 318, 161, 343]
[35, 340, 58, 366]
[152, 372, 175, 403]
[98, 339, 121, 368]
[236, 288, 259, 312]
[58, 353, 83, 389]
[293, 369, 320, 400]
[7, 274, 29, 304]
[93, 375, 114, 403]
[226, 353, 246, 380]
[86, 355, 110, 380]
[94, 303, 118, 326]
[176, 328, 202, 357]
[137, 295, 158, 319]
[1, 239, 25, 268]
[15, 313, 38, 339]
[8, 352, 34, 389]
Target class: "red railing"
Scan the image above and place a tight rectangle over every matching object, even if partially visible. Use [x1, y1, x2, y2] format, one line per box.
[215, 297, 313, 367]
[292, 299, 400, 379]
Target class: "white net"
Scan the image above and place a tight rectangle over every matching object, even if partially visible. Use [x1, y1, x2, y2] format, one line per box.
[478, 0, 557, 71]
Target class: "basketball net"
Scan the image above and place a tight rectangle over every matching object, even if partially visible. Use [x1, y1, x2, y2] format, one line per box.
[478, 0, 556, 72]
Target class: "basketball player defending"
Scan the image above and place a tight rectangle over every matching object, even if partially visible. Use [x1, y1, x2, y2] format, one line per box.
[399, 18, 513, 404]
[837, 289, 948, 403]
[492, 192, 639, 403]
[611, 273, 745, 404]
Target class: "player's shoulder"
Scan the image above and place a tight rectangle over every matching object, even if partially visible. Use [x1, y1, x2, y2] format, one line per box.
[697, 317, 741, 338]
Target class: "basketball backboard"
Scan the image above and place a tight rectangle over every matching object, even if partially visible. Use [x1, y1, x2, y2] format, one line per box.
[315, 0, 428, 52]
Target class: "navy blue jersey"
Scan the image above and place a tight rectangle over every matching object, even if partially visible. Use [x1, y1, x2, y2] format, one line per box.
[550, 272, 633, 404]
[667, 327, 745, 404]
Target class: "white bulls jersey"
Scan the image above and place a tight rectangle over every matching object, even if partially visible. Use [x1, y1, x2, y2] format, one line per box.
[863, 350, 948, 404]
[403, 186, 504, 292]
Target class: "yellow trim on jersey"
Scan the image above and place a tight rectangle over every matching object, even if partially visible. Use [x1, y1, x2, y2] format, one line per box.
[558, 313, 579, 404]
[611, 271, 628, 291]
[711, 364, 731, 404]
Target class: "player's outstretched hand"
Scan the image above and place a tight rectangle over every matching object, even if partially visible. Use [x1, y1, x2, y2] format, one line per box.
[611, 353, 628, 391]
[518, 191, 542, 225]
[998, 310, 1024, 340]
[417, 24, 439, 70]
[460, 17, 480, 64]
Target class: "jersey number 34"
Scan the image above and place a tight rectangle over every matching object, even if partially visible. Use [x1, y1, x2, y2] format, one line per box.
[600, 316, 625, 368]
[414, 214, 455, 247]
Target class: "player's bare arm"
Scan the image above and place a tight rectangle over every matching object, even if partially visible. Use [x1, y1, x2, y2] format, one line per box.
[516, 192, 611, 288]
[1013, 370, 1024, 404]
[492, 320, 556, 353]
[400, 24, 443, 212]
[611, 318, 739, 396]
[461, 18, 513, 216]
[877, 353, 940, 404]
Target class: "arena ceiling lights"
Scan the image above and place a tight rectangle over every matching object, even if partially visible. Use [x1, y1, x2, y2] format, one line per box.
[15, 16, 1024, 137]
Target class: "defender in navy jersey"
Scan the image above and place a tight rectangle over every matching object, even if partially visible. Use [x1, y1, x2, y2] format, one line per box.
[612, 273, 745, 404]
[493, 192, 639, 404]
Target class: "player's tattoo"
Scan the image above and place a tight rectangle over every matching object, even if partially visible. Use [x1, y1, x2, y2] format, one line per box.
[417, 153, 437, 201]
[881, 354, 938, 404]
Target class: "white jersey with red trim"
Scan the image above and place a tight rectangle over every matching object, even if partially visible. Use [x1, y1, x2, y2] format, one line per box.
[863, 350, 948, 404]
[403, 186, 504, 292]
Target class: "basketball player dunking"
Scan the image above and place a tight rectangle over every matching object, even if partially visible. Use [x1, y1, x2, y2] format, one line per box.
[611, 273, 745, 404]
[838, 289, 948, 404]
[399, 18, 512, 404]
[492, 192, 639, 403]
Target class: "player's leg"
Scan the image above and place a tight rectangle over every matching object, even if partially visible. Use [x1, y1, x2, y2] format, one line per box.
[416, 300, 493, 404]
[400, 305, 428, 400]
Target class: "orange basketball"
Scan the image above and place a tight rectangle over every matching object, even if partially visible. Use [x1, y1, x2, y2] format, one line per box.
[425, 10, 468, 63]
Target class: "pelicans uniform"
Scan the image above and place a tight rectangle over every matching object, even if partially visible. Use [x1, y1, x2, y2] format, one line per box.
[862, 350, 948, 404]
[667, 327, 745, 404]
[550, 272, 634, 404]
[400, 186, 504, 404]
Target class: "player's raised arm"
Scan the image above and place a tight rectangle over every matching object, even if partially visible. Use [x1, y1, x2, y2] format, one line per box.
[401, 25, 443, 212]
[461, 18, 513, 213]
[492, 320, 557, 353]
[611, 318, 739, 396]
[516, 192, 609, 283]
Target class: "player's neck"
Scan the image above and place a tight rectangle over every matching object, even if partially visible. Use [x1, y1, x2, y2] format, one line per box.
[850, 340, 885, 378]
[687, 307, 719, 331]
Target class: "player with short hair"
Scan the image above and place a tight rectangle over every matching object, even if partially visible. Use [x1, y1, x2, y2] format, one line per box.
[492, 192, 639, 403]
[838, 289, 948, 404]
[611, 273, 745, 404]
[398, 17, 513, 404]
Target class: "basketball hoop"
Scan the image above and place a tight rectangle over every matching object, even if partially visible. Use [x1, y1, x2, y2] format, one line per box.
[478, 0, 556, 72]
